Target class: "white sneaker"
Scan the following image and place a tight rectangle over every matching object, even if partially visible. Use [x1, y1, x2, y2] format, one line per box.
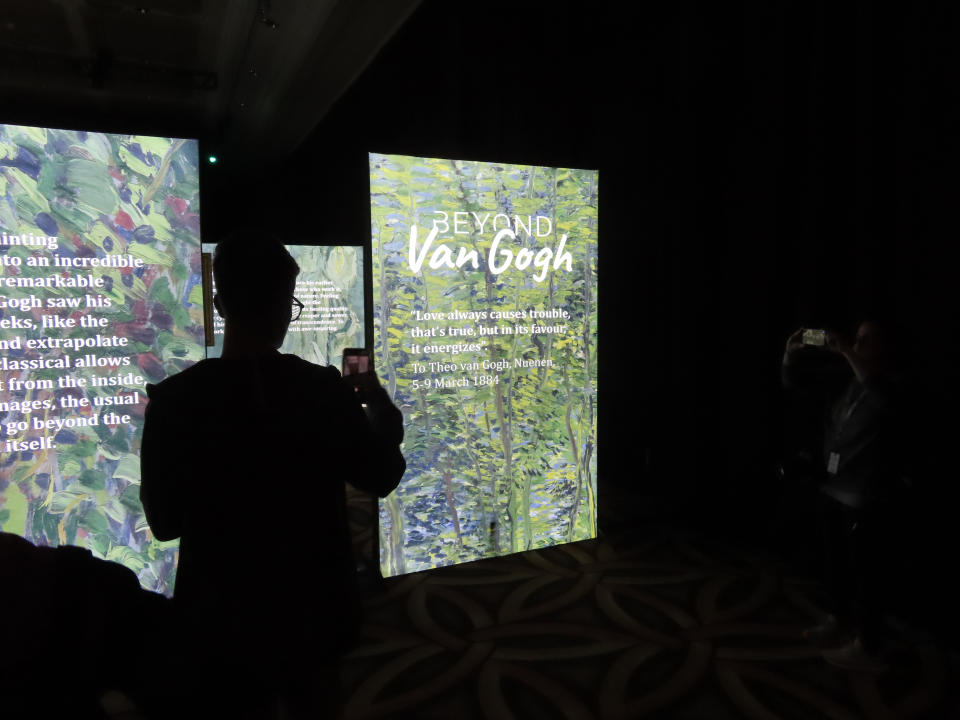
[822, 636, 887, 673]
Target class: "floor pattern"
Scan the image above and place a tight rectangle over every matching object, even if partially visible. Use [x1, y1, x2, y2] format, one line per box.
[339, 527, 957, 719]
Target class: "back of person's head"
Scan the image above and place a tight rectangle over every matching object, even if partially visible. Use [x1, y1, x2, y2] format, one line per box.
[213, 231, 299, 324]
[854, 314, 903, 374]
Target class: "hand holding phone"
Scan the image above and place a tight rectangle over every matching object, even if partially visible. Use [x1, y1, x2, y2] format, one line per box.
[786, 328, 804, 354]
[824, 330, 852, 355]
[342, 348, 371, 377]
[342, 349, 374, 407]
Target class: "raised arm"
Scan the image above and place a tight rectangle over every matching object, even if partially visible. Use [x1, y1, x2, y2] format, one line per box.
[333, 368, 405, 498]
[825, 330, 896, 412]
[826, 330, 871, 384]
[781, 327, 807, 390]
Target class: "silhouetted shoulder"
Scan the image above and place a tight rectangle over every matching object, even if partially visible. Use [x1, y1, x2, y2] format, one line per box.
[273, 354, 353, 396]
[145, 358, 224, 400]
[277, 353, 341, 378]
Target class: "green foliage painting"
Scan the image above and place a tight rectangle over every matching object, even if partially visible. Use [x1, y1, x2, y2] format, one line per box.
[0, 123, 202, 596]
[371, 153, 598, 576]
[280, 245, 364, 369]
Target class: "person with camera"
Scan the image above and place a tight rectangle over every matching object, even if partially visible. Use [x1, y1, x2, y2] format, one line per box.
[140, 232, 405, 718]
[782, 321, 903, 673]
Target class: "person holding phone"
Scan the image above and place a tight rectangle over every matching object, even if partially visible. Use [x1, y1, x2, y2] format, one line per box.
[140, 232, 405, 718]
[781, 320, 904, 672]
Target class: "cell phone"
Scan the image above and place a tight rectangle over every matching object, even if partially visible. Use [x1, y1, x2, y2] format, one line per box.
[342, 349, 372, 408]
[341, 348, 371, 376]
[802, 329, 826, 346]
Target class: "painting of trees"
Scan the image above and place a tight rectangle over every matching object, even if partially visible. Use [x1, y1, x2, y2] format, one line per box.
[370, 154, 598, 576]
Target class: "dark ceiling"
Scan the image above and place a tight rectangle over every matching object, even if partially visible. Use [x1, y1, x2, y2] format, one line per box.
[0, 0, 420, 162]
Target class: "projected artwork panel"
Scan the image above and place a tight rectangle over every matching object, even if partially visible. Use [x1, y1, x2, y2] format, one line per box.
[202, 244, 365, 369]
[0, 123, 201, 596]
[371, 153, 598, 576]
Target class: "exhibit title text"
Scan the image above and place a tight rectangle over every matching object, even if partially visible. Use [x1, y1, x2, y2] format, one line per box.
[408, 212, 573, 283]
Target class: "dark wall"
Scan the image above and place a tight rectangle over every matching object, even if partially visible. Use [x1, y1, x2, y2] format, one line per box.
[206, 1, 959, 531]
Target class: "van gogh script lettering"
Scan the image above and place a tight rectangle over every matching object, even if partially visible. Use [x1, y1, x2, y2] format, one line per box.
[408, 213, 573, 283]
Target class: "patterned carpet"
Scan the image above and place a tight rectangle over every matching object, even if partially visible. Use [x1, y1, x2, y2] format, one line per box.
[83, 489, 957, 719]
[339, 521, 957, 719]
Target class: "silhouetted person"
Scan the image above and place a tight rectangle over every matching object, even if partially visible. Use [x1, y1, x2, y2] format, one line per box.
[0, 531, 173, 719]
[140, 233, 405, 717]
[782, 320, 904, 672]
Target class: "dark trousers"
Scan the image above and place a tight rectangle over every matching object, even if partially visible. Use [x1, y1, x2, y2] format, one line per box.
[818, 492, 886, 653]
[772, 457, 826, 573]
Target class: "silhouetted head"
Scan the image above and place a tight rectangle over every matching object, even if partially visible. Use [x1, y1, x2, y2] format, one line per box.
[852, 318, 899, 375]
[213, 232, 299, 350]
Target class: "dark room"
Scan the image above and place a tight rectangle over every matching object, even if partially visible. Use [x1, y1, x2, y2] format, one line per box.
[1, 1, 958, 718]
